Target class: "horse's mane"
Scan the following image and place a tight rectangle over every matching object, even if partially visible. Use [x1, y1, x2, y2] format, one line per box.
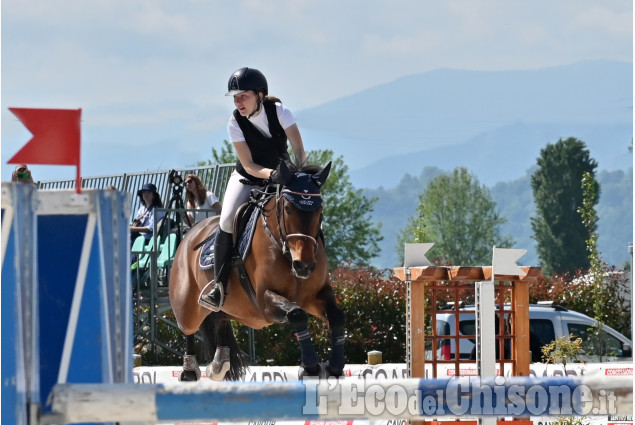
[286, 161, 323, 175]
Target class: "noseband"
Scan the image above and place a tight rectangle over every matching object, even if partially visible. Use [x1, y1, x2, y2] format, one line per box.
[260, 186, 322, 259]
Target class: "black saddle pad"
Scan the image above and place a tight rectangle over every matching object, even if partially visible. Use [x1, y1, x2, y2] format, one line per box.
[199, 207, 260, 270]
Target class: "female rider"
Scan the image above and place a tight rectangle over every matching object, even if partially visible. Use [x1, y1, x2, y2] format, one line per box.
[199, 67, 307, 311]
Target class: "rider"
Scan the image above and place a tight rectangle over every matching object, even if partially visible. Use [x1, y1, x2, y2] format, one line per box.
[199, 67, 307, 311]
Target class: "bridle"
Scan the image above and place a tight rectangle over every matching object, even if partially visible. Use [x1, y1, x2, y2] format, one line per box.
[260, 185, 322, 259]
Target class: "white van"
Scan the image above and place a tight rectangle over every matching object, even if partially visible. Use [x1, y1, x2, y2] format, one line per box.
[434, 303, 632, 363]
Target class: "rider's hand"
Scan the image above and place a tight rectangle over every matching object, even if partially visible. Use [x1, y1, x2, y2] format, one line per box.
[269, 168, 284, 184]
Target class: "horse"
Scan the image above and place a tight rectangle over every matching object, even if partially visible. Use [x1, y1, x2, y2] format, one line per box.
[168, 161, 345, 381]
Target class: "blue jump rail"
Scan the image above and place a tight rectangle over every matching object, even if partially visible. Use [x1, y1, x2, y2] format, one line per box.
[45, 375, 633, 424]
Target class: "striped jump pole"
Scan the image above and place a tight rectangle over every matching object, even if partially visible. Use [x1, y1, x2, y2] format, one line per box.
[44, 375, 632, 424]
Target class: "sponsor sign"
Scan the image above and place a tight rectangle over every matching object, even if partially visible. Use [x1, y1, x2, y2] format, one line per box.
[605, 368, 633, 376]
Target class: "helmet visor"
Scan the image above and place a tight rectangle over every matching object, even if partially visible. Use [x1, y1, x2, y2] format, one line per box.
[225, 89, 247, 96]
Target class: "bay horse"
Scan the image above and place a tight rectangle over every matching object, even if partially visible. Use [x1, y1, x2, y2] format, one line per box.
[168, 161, 345, 381]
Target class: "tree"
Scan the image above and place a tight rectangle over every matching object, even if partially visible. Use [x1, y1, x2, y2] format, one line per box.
[307, 150, 382, 269]
[578, 171, 618, 359]
[531, 137, 598, 276]
[398, 167, 513, 265]
[579, 171, 606, 317]
[201, 139, 237, 165]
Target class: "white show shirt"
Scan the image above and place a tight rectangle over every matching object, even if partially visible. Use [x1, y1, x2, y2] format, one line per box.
[193, 191, 220, 224]
[227, 102, 296, 143]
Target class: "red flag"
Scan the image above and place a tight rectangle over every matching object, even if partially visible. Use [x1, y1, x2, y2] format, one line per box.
[8, 107, 82, 192]
[8, 108, 81, 165]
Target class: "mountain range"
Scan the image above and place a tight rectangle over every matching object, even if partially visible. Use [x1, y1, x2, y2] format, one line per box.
[294, 60, 633, 269]
[296, 60, 632, 189]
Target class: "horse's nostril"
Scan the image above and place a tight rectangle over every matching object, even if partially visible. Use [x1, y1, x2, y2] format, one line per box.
[292, 260, 316, 278]
[292, 260, 303, 271]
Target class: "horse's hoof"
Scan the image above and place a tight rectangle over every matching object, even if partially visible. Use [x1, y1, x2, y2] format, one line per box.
[298, 363, 322, 379]
[179, 370, 200, 382]
[206, 346, 231, 381]
[325, 365, 344, 378]
[180, 354, 201, 381]
[206, 360, 230, 381]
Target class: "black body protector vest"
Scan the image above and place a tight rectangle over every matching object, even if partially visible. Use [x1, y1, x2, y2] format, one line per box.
[234, 100, 290, 183]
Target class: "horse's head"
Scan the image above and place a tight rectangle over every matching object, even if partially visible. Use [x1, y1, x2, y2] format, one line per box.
[275, 161, 332, 279]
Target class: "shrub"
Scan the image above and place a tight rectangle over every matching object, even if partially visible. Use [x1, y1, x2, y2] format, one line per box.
[528, 266, 631, 338]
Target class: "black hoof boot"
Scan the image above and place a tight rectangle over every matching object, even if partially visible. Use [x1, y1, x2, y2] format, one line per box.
[325, 365, 344, 378]
[179, 369, 200, 382]
[298, 363, 322, 379]
[179, 354, 201, 382]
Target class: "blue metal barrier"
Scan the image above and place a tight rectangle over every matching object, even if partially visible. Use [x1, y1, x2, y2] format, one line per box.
[1, 183, 39, 425]
[1, 184, 133, 425]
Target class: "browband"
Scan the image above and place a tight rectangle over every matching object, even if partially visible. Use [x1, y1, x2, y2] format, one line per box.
[281, 189, 322, 198]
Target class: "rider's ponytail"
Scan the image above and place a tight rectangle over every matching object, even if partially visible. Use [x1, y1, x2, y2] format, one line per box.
[264, 96, 282, 103]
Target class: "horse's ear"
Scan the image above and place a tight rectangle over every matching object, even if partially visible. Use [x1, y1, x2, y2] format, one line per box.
[279, 161, 294, 185]
[313, 161, 332, 187]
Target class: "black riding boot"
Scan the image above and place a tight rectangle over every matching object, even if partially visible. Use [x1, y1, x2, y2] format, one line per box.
[199, 229, 233, 311]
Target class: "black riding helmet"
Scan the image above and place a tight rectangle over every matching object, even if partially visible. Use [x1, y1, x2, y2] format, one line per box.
[225, 67, 268, 97]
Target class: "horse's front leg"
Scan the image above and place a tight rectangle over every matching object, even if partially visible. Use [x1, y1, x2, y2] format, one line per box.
[317, 285, 346, 377]
[263, 290, 320, 377]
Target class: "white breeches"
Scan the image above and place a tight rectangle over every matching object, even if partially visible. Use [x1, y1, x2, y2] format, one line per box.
[219, 171, 254, 233]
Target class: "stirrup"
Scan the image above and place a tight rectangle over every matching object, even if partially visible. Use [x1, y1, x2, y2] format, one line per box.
[198, 281, 225, 312]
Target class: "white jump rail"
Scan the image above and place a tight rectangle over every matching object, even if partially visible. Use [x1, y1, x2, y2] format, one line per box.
[44, 375, 633, 424]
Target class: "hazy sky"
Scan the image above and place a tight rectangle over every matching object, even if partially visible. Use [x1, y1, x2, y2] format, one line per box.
[1, 0, 632, 181]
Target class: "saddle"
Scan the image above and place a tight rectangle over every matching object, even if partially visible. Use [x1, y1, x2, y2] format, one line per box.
[198, 195, 262, 270]
[197, 186, 276, 306]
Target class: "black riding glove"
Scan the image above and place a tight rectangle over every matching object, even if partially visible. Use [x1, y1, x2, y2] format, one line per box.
[269, 168, 284, 184]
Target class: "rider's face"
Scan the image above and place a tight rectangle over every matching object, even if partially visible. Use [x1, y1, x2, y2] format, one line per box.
[233, 91, 260, 116]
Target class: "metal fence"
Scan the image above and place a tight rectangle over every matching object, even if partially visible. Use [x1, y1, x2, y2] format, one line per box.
[38, 164, 236, 363]
[38, 163, 235, 220]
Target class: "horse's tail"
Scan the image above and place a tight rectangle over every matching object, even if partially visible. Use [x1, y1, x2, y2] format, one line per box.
[200, 312, 249, 381]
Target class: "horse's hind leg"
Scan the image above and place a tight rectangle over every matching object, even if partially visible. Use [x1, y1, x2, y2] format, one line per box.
[207, 346, 231, 381]
[201, 312, 248, 381]
[179, 334, 201, 382]
[264, 290, 321, 377]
